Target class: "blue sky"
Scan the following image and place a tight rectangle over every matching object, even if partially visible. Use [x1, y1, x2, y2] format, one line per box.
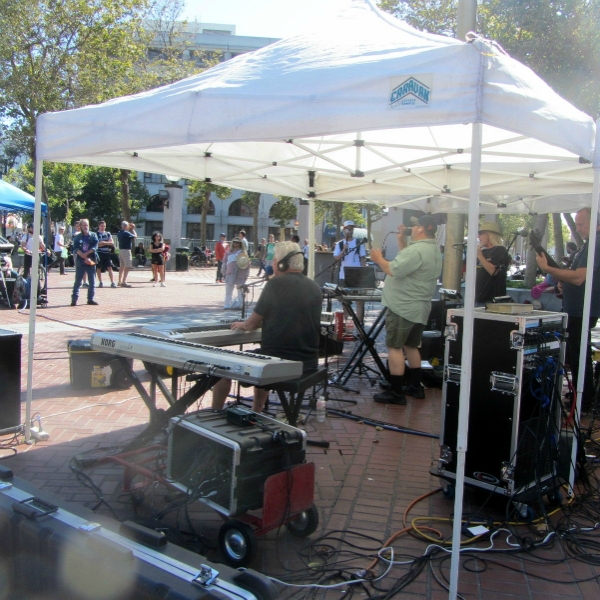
[182, 0, 351, 38]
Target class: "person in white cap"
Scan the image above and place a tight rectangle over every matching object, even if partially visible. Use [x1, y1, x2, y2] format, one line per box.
[333, 220, 366, 284]
[48, 225, 66, 275]
[223, 237, 249, 309]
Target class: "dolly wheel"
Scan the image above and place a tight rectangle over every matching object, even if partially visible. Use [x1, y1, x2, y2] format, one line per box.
[219, 520, 257, 567]
[286, 504, 319, 538]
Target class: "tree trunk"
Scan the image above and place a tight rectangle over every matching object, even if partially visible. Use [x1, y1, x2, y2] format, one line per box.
[563, 212, 583, 246]
[201, 190, 210, 245]
[119, 169, 131, 221]
[552, 213, 565, 261]
[525, 214, 548, 288]
[332, 202, 344, 239]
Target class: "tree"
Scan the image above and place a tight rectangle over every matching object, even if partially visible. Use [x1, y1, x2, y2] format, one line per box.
[270, 196, 298, 240]
[187, 181, 232, 245]
[0, 0, 151, 162]
[0, 0, 211, 217]
[380, 1, 600, 116]
[564, 212, 584, 246]
[314, 200, 365, 242]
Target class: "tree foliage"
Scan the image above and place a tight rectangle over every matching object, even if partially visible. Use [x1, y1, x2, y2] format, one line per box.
[379, 0, 600, 116]
[0, 0, 211, 220]
[0, 0, 150, 160]
[6, 162, 149, 229]
[270, 196, 298, 230]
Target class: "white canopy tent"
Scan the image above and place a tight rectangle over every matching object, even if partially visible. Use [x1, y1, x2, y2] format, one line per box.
[31, 1, 600, 597]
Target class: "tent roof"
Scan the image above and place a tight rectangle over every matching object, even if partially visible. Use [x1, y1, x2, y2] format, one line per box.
[36, 0, 596, 213]
[0, 179, 47, 215]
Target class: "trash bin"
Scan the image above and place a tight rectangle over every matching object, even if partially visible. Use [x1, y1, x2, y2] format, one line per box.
[68, 339, 133, 390]
[175, 247, 189, 271]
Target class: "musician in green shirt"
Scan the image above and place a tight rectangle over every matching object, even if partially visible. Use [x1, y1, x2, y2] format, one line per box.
[370, 216, 442, 405]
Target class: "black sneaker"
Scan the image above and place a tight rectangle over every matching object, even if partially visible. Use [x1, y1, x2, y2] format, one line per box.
[70, 300, 77, 306]
[374, 390, 407, 405]
[403, 384, 425, 399]
[87, 300, 99, 305]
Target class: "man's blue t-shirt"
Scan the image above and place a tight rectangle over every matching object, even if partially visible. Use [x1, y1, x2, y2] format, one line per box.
[562, 231, 600, 318]
[72, 232, 98, 267]
[97, 231, 113, 254]
[117, 229, 135, 250]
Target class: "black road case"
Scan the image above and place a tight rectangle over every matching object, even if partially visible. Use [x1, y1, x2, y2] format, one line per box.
[432, 308, 568, 506]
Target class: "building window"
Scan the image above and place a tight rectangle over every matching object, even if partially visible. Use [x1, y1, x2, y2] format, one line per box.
[228, 198, 253, 217]
[146, 221, 163, 236]
[187, 200, 215, 215]
[147, 195, 165, 212]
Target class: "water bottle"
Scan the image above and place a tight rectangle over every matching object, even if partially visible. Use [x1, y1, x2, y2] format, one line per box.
[316, 396, 327, 423]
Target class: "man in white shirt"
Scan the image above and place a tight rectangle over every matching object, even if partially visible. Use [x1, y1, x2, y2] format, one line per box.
[21, 223, 46, 279]
[48, 225, 66, 274]
[333, 220, 366, 284]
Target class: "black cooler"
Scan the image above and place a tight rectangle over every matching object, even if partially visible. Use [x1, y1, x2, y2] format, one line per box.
[68, 339, 133, 390]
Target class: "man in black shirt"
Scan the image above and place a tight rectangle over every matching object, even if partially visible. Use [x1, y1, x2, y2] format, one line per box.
[211, 241, 322, 412]
[475, 221, 509, 304]
[537, 207, 600, 409]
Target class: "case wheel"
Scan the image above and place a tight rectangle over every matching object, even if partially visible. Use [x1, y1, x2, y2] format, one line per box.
[219, 520, 257, 567]
[286, 504, 319, 538]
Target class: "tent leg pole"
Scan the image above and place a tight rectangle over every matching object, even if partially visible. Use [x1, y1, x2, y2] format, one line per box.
[308, 197, 315, 280]
[571, 123, 600, 486]
[25, 159, 44, 444]
[449, 123, 482, 600]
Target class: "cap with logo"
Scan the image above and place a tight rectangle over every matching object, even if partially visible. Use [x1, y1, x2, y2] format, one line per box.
[343, 220, 355, 227]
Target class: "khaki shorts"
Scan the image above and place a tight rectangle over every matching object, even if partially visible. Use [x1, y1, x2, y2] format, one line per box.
[120, 249, 132, 269]
[385, 311, 424, 349]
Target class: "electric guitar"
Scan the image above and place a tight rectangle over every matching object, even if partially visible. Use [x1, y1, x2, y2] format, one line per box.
[528, 229, 561, 269]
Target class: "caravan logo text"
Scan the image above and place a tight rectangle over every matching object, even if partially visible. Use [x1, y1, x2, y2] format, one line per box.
[389, 76, 431, 108]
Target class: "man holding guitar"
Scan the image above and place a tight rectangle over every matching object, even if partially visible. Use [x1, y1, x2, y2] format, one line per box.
[536, 207, 600, 411]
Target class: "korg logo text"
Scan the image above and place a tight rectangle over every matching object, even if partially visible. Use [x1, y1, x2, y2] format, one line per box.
[389, 76, 431, 108]
[100, 338, 115, 348]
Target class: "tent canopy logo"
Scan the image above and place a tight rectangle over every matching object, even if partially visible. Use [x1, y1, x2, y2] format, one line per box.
[389, 75, 432, 108]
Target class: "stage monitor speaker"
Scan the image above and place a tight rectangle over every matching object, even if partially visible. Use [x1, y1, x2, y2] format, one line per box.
[167, 410, 306, 517]
[0, 328, 22, 430]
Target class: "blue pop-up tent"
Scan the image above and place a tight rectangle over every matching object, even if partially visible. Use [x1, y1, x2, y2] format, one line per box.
[0, 179, 47, 215]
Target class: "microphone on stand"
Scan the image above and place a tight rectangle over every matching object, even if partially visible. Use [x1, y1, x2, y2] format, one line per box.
[512, 227, 529, 237]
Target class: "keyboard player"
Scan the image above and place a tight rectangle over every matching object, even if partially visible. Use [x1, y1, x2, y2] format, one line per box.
[211, 241, 322, 412]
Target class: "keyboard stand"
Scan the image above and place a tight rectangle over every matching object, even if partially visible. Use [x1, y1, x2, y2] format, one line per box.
[116, 357, 220, 435]
[331, 303, 389, 388]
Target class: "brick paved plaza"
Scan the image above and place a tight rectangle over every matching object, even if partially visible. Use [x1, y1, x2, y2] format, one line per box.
[1, 265, 599, 599]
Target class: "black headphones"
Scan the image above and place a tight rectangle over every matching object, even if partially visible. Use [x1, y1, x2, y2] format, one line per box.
[277, 251, 303, 272]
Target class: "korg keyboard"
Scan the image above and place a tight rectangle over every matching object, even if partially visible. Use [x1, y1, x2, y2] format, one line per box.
[141, 320, 262, 347]
[90, 332, 302, 385]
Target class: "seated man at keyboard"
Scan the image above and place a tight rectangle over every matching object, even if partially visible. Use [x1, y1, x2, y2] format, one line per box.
[211, 241, 322, 412]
